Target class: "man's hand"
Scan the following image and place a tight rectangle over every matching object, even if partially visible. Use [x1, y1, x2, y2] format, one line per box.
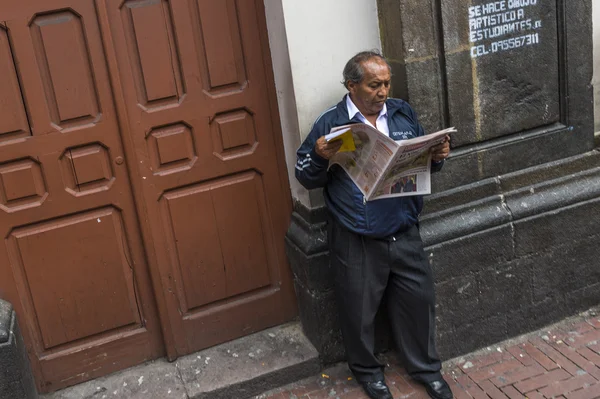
[315, 136, 343, 160]
[430, 135, 450, 162]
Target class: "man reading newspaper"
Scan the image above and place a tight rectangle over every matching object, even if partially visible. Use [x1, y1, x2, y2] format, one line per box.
[295, 50, 452, 399]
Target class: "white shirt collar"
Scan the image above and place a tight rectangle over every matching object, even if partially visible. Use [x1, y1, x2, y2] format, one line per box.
[346, 95, 387, 121]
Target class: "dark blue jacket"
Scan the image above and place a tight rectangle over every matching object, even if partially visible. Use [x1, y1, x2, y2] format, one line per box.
[295, 95, 443, 238]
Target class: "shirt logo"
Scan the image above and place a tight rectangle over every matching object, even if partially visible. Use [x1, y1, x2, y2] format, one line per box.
[390, 131, 414, 141]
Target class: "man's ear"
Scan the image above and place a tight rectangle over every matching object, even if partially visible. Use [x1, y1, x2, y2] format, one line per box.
[347, 81, 356, 94]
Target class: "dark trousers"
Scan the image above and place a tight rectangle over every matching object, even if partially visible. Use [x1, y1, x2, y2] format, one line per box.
[328, 217, 442, 383]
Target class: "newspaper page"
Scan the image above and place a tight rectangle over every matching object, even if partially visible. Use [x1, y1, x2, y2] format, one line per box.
[327, 124, 398, 198]
[327, 124, 455, 200]
[369, 129, 452, 200]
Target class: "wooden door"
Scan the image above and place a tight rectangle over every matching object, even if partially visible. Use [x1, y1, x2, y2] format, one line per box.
[0, 1, 164, 392]
[100, 0, 297, 357]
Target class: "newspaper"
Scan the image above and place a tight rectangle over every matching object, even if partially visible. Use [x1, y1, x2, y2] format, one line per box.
[326, 124, 455, 201]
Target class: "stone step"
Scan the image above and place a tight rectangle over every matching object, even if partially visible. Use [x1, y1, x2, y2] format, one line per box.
[42, 322, 320, 399]
[179, 322, 320, 399]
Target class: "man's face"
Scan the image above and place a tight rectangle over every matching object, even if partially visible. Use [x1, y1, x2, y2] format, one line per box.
[347, 58, 391, 117]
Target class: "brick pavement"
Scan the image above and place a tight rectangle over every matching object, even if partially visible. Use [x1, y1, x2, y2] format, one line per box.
[257, 310, 600, 399]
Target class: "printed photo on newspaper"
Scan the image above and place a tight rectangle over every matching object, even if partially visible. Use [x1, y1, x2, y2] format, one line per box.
[325, 124, 456, 201]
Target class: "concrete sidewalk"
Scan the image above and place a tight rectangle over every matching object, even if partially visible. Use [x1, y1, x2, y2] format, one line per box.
[257, 308, 600, 399]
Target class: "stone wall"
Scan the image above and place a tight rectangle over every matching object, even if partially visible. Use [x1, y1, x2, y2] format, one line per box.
[594, 0, 600, 132]
[0, 299, 38, 399]
[422, 151, 600, 357]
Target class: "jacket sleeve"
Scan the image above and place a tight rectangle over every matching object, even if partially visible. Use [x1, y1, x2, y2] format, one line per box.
[295, 119, 330, 190]
[408, 104, 445, 174]
[431, 159, 445, 173]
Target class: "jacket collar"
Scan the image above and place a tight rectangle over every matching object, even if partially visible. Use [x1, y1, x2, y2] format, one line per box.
[334, 94, 413, 126]
[346, 95, 388, 122]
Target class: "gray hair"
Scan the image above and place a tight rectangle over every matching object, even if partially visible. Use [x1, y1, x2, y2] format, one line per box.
[342, 50, 391, 89]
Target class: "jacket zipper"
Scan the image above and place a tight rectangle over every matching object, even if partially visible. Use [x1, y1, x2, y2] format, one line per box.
[363, 196, 369, 228]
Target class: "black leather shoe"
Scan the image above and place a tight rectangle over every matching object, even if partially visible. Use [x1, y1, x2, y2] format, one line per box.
[360, 380, 393, 399]
[420, 377, 453, 399]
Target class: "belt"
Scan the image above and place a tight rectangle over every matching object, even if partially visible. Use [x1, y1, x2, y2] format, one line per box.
[374, 224, 417, 242]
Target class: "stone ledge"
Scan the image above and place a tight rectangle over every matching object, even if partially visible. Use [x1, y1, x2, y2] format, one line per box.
[431, 123, 593, 192]
[180, 322, 320, 399]
[421, 150, 600, 246]
[426, 150, 600, 214]
[43, 322, 320, 399]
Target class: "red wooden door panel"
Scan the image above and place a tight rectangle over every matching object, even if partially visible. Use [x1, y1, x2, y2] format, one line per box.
[100, 0, 297, 357]
[0, 1, 164, 392]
